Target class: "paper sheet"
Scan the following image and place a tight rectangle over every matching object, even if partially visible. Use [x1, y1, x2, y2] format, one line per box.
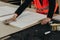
[0, 6, 18, 16]
[53, 15, 60, 21]
[0, 11, 46, 28]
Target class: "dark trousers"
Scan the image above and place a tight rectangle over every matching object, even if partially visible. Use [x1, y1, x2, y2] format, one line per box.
[5, 23, 52, 40]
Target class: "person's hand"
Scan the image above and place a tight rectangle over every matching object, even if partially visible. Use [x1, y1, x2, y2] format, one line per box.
[3, 14, 18, 25]
[41, 18, 51, 25]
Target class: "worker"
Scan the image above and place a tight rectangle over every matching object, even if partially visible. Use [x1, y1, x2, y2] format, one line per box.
[5, 0, 59, 40]
[4, 0, 59, 25]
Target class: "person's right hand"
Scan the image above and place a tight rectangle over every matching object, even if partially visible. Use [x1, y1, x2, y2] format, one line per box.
[3, 14, 18, 25]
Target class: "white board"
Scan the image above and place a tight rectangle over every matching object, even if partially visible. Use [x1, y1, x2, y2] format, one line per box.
[10, 11, 46, 28]
[0, 11, 46, 28]
[0, 6, 18, 16]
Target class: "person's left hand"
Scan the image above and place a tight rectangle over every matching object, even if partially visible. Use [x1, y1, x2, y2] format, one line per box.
[41, 18, 51, 25]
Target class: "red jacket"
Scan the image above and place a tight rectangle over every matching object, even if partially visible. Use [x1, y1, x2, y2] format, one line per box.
[32, 0, 58, 14]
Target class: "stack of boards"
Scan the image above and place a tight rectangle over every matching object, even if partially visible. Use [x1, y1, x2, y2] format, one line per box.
[0, 6, 47, 28]
[0, 6, 60, 29]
